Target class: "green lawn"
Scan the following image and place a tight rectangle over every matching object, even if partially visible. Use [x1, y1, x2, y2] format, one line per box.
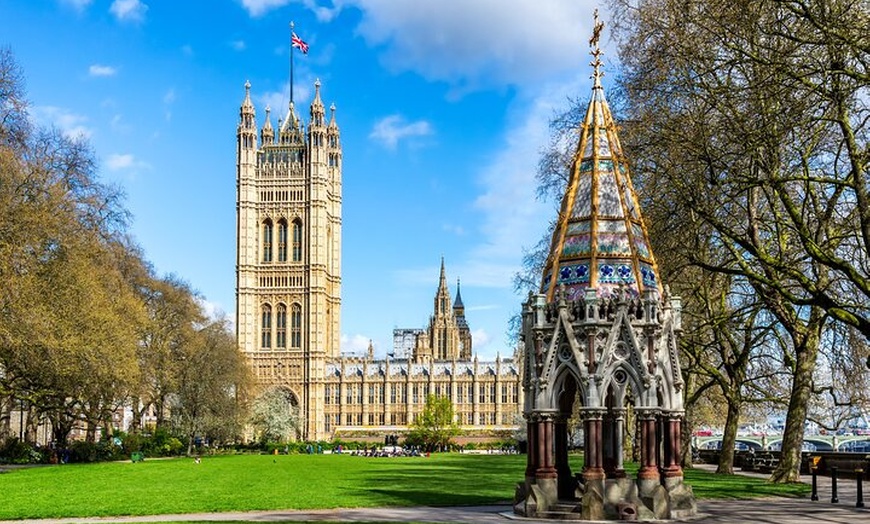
[0, 453, 808, 520]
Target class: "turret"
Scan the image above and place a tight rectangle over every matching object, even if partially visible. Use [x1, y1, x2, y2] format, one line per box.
[309, 79, 327, 156]
[454, 278, 472, 360]
[310, 78, 326, 128]
[237, 80, 257, 153]
[260, 106, 274, 146]
[279, 101, 305, 146]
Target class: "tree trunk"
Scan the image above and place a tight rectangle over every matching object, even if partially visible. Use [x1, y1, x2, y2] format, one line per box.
[85, 420, 97, 443]
[129, 396, 143, 434]
[50, 416, 73, 448]
[717, 398, 741, 474]
[0, 396, 11, 439]
[24, 407, 39, 444]
[770, 318, 823, 483]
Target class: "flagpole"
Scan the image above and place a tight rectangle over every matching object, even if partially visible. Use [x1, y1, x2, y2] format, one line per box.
[289, 21, 295, 106]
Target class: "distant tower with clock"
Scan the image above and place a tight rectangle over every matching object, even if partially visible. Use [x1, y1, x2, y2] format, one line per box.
[236, 79, 342, 440]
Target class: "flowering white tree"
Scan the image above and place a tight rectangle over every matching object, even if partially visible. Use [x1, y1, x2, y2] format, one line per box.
[250, 388, 301, 443]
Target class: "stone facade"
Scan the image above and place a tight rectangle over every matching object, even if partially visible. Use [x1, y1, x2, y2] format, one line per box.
[236, 82, 521, 441]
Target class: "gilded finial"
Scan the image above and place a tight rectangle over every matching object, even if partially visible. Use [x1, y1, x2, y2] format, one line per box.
[589, 9, 605, 87]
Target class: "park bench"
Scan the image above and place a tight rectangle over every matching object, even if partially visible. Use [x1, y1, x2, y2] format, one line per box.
[743, 451, 779, 472]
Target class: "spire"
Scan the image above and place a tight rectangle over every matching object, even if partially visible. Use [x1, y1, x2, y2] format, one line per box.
[238, 80, 256, 139]
[434, 257, 451, 316]
[310, 79, 325, 127]
[242, 80, 253, 108]
[328, 102, 338, 129]
[539, 14, 661, 302]
[261, 105, 274, 145]
[453, 278, 464, 309]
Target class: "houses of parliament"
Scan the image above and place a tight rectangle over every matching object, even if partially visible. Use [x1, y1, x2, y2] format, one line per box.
[236, 80, 522, 441]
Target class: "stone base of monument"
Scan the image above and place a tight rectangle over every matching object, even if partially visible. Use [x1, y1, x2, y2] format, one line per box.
[514, 477, 697, 521]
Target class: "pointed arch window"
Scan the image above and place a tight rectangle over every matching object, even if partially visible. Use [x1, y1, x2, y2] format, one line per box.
[261, 304, 272, 349]
[292, 219, 303, 262]
[276, 304, 287, 349]
[262, 220, 273, 263]
[290, 303, 302, 349]
[277, 219, 288, 262]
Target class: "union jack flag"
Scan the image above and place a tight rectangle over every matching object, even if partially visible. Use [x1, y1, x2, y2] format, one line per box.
[291, 32, 309, 54]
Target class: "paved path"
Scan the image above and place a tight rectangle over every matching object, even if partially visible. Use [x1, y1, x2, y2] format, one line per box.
[2, 467, 866, 523]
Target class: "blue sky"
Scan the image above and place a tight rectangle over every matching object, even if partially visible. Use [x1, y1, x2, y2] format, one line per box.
[1, 0, 616, 360]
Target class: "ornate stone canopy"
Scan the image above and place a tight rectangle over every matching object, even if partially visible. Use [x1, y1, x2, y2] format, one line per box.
[513, 12, 696, 521]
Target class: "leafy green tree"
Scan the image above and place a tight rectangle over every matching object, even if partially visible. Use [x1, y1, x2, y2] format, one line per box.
[171, 318, 249, 454]
[406, 394, 460, 451]
[609, 0, 870, 481]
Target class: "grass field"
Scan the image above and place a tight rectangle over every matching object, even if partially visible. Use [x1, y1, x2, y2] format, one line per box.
[0, 453, 809, 520]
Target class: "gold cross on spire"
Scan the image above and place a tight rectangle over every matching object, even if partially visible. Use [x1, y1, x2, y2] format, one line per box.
[589, 9, 605, 87]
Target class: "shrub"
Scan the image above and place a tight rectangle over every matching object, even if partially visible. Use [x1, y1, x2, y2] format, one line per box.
[0, 438, 46, 464]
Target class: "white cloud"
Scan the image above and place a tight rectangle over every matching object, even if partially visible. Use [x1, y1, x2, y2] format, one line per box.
[110, 0, 148, 23]
[110, 113, 131, 133]
[346, 0, 596, 92]
[105, 153, 150, 171]
[30, 106, 92, 140]
[390, 76, 586, 296]
[240, 0, 291, 17]
[256, 80, 313, 124]
[467, 304, 501, 312]
[231, 40, 246, 51]
[442, 223, 465, 236]
[88, 64, 117, 77]
[341, 333, 373, 353]
[240, 0, 339, 21]
[196, 297, 228, 322]
[369, 114, 433, 150]
[163, 88, 176, 121]
[60, 0, 93, 11]
[472, 328, 492, 351]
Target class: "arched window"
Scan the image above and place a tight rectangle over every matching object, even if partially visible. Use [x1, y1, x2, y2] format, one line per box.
[276, 304, 287, 349]
[277, 220, 288, 262]
[292, 219, 302, 262]
[261, 304, 272, 349]
[290, 303, 302, 349]
[262, 220, 273, 263]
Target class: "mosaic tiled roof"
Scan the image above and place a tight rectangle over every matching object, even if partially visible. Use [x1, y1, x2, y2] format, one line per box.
[540, 56, 660, 302]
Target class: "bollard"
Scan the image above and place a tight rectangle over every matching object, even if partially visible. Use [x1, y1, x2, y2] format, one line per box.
[810, 467, 819, 501]
[857, 469, 865, 509]
[831, 466, 839, 504]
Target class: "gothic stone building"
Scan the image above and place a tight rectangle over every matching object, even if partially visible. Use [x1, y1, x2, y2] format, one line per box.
[236, 81, 521, 441]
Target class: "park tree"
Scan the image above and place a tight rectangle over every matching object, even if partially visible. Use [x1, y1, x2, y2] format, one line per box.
[0, 48, 238, 450]
[132, 273, 204, 431]
[406, 394, 460, 451]
[608, 0, 870, 481]
[250, 388, 301, 443]
[171, 318, 249, 454]
[0, 46, 144, 446]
